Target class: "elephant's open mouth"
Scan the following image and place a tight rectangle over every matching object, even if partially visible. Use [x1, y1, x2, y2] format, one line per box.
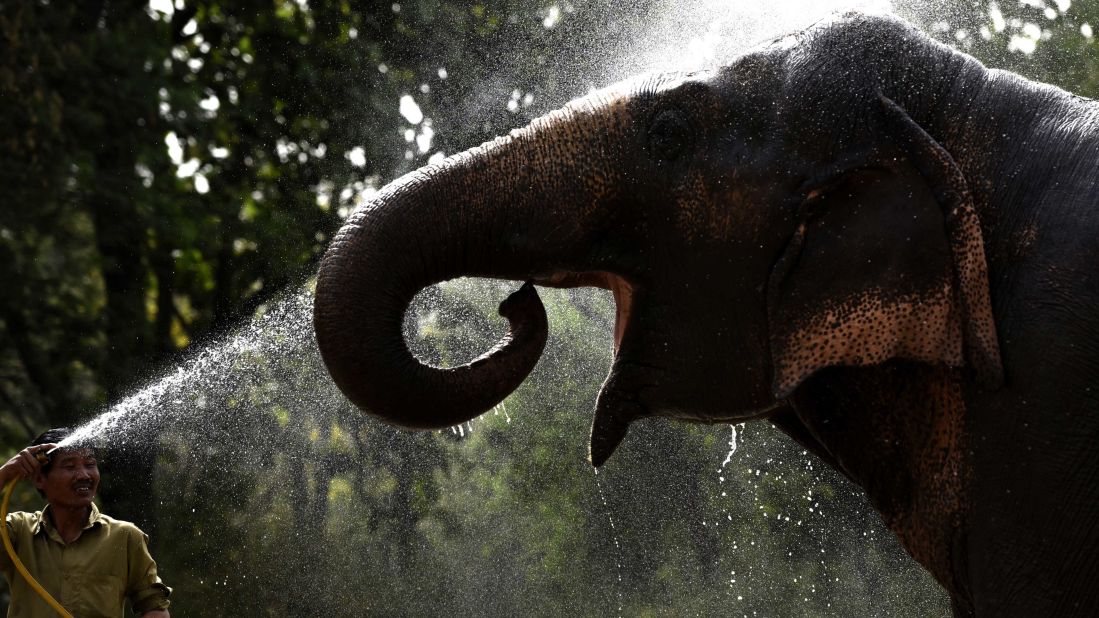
[535, 271, 635, 352]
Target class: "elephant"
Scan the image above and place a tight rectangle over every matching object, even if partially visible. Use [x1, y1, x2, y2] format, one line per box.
[312, 12, 1099, 617]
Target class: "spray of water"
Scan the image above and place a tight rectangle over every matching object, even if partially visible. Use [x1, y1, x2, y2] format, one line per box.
[608, 0, 895, 76]
[60, 288, 334, 451]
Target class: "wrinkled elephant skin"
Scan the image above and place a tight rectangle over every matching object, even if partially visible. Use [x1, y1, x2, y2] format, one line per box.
[313, 13, 1099, 616]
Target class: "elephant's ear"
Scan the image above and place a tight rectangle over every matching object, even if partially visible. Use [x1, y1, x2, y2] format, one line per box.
[767, 95, 1002, 399]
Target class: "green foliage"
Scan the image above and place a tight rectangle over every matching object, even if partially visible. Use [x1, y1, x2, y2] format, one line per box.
[905, 0, 1099, 95]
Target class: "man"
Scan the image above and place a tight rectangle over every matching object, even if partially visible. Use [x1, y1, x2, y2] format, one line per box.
[0, 429, 171, 617]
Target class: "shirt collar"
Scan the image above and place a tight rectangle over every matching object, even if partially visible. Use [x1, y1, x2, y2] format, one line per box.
[33, 502, 103, 539]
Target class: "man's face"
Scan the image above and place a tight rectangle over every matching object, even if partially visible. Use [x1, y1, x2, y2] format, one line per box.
[35, 449, 99, 510]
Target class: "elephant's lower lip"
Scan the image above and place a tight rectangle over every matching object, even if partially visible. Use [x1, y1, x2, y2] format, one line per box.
[606, 275, 634, 352]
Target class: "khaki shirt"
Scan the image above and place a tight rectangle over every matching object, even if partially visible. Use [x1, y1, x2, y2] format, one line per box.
[2, 503, 171, 617]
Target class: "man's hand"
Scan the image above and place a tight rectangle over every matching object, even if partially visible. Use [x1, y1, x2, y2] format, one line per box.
[140, 611, 170, 618]
[0, 443, 57, 486]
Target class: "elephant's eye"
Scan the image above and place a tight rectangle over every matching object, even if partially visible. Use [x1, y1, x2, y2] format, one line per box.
[647, 110, 691, 163]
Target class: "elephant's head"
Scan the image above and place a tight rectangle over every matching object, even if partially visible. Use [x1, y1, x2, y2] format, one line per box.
[313, 13, 1002, 466]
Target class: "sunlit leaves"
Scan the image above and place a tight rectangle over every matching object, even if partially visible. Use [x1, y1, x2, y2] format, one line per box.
[912, 0, 1099, 97]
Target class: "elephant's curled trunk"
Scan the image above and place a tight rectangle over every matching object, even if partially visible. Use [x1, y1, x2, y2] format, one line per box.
[313, 161, 551, 430]
[314, 91, 630, 434]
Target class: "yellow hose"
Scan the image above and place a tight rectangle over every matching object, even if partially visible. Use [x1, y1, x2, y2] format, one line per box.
[2, 477, 75, 618]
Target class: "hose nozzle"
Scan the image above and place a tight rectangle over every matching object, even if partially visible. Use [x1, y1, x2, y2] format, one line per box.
[33, 447, 60, 466]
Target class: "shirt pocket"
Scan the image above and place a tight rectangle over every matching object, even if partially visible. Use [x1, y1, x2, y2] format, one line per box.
[73, 572, 126, 618]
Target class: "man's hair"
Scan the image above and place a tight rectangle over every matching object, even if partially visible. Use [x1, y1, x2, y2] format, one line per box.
[30, 427, 74, 475]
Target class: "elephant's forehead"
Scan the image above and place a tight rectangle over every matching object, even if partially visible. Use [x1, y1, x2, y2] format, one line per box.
[550, 70, 722, 124]
[573, 70, 705, 104]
